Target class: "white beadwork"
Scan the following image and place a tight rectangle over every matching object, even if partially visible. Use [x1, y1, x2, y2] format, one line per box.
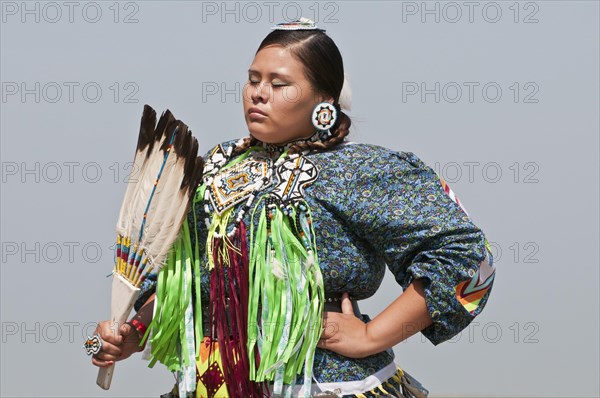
[202, 134, 323, 238]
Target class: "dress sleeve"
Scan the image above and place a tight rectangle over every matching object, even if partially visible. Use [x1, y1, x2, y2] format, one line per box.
[341, 146, 496, 345]
[133, 273, 157, 312]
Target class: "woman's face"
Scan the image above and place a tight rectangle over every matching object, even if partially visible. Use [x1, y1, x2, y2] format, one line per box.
[243, 44, 331, 144]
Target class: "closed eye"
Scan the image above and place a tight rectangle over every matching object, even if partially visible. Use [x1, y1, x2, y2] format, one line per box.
[247, 80, 287, 88]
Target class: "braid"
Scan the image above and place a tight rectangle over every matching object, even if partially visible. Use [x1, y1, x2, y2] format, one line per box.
[288, 106, 351, 155]
[231, 135, 258, 156]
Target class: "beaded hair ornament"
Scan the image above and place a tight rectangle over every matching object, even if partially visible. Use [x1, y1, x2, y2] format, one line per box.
[271, 16, 324, 31]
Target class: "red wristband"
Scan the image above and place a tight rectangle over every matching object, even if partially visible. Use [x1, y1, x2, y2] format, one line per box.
[131, 319, 147, 335]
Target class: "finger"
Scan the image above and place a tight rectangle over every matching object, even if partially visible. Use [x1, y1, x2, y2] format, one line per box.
[120, 323, 135, 337]
[316, 336, 327, 349]
[97, 340, 122, 357]
[93, 351, 120, 362]
[101, 322, 134, 344]
[340, 292, 354, 315]
[91, 357, 114, 368]
[99, 324, 123, 344]
[321, 318, 338, 339]
[320, 312, 329, 335]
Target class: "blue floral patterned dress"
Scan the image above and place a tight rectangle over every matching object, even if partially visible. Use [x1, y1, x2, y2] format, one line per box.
[136, 139, 495, 398]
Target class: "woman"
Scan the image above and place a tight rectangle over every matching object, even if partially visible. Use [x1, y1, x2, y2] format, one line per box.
[91, 18, 495, 398]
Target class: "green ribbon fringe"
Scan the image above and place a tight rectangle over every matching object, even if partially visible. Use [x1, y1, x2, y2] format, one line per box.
[141, 197, 204, 372]
[248, 199, 324, 395]
[142, 151, 324, 397]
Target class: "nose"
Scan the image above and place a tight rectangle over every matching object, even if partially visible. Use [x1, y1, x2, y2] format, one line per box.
[248, 81, 270, 103]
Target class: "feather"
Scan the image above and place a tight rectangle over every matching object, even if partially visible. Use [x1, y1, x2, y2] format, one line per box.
[142, 127, 203, 272]
[124, 115, 177, 243]
[99, 104, 203, 390]
[113, 104, 203, 284]
[115, 105, 155, 234]
[136, 124, 188, 243]
[116, 107, 173, 235]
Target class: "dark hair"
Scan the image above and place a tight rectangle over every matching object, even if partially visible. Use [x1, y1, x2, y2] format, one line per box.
[235, 29, 351, 155]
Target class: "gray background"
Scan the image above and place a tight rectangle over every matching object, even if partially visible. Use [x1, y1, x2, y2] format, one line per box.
[1, 1, 598, 397]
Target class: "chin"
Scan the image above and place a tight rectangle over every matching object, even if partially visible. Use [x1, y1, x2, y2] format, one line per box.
[249, 132, 278, 144]
[246, 124, 276, 143]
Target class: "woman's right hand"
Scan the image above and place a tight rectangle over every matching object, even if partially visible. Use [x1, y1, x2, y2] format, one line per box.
[90, 320, 144, 367]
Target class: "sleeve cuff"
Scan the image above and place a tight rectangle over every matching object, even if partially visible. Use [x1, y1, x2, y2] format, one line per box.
[408, 249, 496, 346]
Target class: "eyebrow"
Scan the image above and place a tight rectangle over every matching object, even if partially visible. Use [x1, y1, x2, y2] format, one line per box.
[247, 69, 292, 80]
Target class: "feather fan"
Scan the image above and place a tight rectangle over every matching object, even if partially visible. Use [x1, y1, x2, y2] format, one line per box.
[96, 104, 204, 390]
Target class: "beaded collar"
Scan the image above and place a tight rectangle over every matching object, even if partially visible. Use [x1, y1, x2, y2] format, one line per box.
[200, 130, 330, 238]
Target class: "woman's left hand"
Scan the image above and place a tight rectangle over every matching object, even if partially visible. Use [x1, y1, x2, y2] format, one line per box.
[316, 293, 376, 358]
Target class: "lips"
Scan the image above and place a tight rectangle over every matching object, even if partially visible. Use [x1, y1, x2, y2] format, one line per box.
[248, 107, 267, 117]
